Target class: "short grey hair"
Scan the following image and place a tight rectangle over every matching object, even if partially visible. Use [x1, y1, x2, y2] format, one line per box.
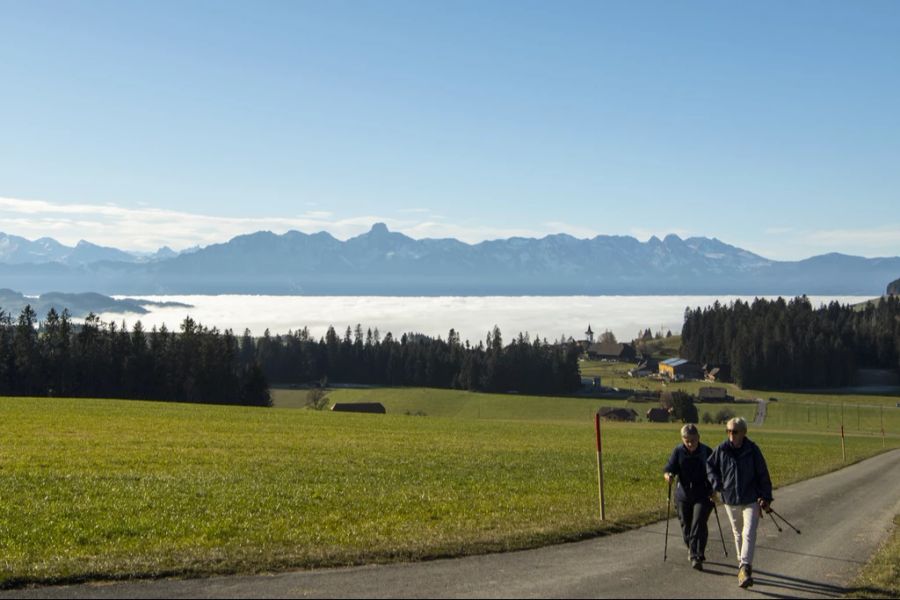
[726, 417, 748, 433]
[680, 423, 699, 438]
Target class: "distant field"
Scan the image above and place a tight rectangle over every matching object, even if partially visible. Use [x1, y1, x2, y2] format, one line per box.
[273, 387, 759, 429]
[1, 396, 897, 587]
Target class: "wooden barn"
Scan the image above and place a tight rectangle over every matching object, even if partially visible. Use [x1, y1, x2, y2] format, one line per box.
[331, 402, 387, 414]
[646, 407, 671, 422]
[598, 407, 638, 422]
[698, 387, 733, 403]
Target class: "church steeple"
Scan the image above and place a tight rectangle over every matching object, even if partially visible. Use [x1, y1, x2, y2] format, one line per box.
[585, 324, 594, 344]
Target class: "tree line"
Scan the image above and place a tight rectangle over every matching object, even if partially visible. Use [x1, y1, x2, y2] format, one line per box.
[0, 306, 270, 406]
[0, 306, 582, 404]
[249, 324, 582, 395]
[680, 295, 900, 389]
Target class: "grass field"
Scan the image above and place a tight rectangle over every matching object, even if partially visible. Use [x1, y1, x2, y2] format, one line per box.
[273, 387, 760, 428]
[1, 395, 898, 588]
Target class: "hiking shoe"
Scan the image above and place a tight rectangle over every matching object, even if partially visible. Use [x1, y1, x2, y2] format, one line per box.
[738, 564, 753, 588]
[691, 558, 703, 571]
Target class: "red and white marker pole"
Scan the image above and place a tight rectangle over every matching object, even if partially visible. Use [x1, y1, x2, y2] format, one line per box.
[594, 412, 606, 521]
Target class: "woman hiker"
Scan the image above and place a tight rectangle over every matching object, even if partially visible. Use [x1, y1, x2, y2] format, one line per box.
[662, 423, 714, 571]
[707, 416, 774, 588]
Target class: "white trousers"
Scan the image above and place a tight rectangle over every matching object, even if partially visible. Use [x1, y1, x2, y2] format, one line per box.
[724, 503, 760, 567]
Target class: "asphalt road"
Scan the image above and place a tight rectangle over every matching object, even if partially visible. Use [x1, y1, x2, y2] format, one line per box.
[4, 449, 899, 599]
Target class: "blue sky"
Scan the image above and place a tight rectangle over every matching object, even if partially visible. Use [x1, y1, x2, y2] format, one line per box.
[1, 0, 898, 259]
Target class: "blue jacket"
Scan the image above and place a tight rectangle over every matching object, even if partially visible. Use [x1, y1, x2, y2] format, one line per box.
[707, 438, 773, 506]
[663, 442, 714, 503]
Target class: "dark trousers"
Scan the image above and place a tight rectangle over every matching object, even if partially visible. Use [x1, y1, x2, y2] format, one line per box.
[676, 499, 712, 560]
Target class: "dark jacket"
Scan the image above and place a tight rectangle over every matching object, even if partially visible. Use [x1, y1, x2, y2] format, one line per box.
[663, 442, 714, 503]
[707, 438, 773, 506]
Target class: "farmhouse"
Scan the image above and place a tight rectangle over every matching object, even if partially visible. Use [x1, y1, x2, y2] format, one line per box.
[331, 402, 386, 414]
[646, 407, 671, 422]
[598, 407, 638, 422]
[586, 342, 637, 362]
[659, 358, 703, 380]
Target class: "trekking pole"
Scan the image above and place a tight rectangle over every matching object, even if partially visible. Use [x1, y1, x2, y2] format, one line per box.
[760, 507, 782, 533]
[712, 501, 728, 557]
[664, 476, 673, 561]
[767, 508, 801, 534]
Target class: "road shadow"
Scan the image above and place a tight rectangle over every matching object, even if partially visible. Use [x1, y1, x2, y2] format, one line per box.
[754, 544, 866, 565]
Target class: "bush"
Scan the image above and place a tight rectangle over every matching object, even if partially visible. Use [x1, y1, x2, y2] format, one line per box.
[305, 387, 329, 410]
[702, 412, 713, 424]
[670, 391, 699, 423]
[714, 408, 736, 424]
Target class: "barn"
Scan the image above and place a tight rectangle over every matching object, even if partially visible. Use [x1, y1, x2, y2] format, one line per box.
[659, 358, 703, 380]
[331, 402, 387, 414]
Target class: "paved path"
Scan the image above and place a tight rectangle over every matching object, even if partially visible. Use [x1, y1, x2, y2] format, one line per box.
[753, 398, 767, 426]
[4, 449, 899, 599]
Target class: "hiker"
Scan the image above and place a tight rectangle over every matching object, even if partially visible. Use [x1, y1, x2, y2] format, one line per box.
[662, 423, 714, 570]
[707, 416, 774, 589]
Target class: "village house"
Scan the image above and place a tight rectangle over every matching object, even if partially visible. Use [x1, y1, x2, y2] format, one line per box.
[586, 341, 638, 362]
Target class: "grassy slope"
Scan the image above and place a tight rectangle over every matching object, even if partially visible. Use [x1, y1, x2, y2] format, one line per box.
[1, 395, 898, 587]
[848, 515, 900, 599]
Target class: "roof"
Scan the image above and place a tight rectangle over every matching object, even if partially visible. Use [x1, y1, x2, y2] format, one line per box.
[331, 402, 386, 414]
[661, 358, 690, 367]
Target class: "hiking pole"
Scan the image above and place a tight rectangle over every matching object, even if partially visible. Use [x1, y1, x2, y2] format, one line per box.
[712, 502, 728, 557]
[760, 507, 782, 533]
[664, 476, 673, 561]
[767, 508, 801, 534]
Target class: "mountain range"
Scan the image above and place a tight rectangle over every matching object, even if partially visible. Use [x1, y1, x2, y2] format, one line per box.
[1, 224, 898, 296]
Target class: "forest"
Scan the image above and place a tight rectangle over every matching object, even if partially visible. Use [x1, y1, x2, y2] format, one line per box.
[248, 324, 583, 395]
[681, 295, 900, 389]
[0, 306, 582, 405]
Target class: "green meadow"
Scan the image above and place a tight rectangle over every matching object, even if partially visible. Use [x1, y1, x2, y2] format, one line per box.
[1, 394, 898, 587]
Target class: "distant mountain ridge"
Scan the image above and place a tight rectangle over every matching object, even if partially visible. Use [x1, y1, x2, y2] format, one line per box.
[1, 225, 898, 295]
[0, 232, 179, 265]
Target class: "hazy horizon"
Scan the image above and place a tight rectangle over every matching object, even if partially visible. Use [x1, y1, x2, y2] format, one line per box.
[96, 294, 872, 347]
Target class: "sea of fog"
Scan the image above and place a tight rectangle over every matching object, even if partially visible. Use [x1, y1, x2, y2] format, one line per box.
[103, 295, 872, 345]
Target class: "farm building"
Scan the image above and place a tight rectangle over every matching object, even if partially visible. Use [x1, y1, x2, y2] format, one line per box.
[704, 364, 732, 382]
[598, 407, 638, 422]
[646, 407, 671, 422]
[659, 358, 703, 380]
[331, 402, 386, 414]
[698, 387, 733, 403]
[586, 342, 637, 362]
[629, 358, 659, 377]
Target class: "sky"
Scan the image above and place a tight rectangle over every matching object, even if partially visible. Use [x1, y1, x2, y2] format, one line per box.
[1, 0, 899, 260]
